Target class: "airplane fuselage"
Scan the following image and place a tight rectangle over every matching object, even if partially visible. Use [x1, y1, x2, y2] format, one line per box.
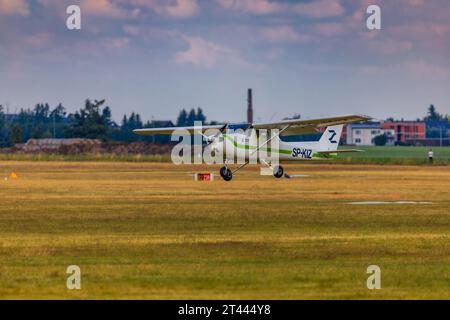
[210, 131, 337, 162]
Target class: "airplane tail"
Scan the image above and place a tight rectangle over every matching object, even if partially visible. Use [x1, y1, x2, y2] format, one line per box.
[318, 125, 343, 152]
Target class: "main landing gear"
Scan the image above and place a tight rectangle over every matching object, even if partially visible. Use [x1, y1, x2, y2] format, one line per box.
[219, 165, 285, 181]
[219, 166, 233, 181]
[273, 165, 284, 178]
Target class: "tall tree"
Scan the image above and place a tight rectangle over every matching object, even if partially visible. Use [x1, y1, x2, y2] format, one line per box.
[67, 99, 112, 139]
[425, 104, 442, 122]
[187, 108, 197, 126]
[50, 103, 66, 121]
[176, 109, 188, 126]
[196, 107, 206, 123]
[117, 111, 144, 141]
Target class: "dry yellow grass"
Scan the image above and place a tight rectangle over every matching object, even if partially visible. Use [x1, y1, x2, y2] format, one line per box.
[0, 161, 449, 299]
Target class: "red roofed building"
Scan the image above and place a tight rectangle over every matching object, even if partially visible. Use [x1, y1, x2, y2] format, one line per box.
[381, 121, 426, 144]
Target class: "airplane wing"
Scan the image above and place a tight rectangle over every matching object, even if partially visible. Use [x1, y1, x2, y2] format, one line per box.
[252, 114, 371, 136]
[133, 124, 225, 136]
[133, 115, 371, 136]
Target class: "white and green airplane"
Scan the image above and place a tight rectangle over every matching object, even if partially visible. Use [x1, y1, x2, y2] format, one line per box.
[134, 114, 370, 181]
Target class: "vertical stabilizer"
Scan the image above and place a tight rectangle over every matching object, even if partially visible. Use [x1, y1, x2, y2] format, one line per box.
[318, 125, 343, 152]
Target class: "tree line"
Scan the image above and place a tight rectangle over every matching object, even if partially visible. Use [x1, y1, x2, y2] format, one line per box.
[0, 99, 212, 147]
[0, 100, 448, 147]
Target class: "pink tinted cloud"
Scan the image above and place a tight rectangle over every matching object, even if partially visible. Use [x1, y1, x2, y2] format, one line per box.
[163, 0, 199, 18]
[390, 22, 450, 59]
[80, 0, 127, 17]
[359, 32, 413, 55]
[217, 0, 344, 18]
[405, 0, 425, 7]
[38, 0, 142, 19]
[392, 23, 450, 40]
[0, 0, 29, 16]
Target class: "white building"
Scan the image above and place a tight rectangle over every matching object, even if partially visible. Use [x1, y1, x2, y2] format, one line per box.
[346, 123, 394, 146]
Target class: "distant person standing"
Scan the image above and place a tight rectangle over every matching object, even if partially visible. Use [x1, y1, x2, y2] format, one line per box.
[428, 148, 434, 164]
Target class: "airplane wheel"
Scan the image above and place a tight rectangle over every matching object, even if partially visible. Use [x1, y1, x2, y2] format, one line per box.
[220, 166, 233, 181]
[220, 166, 227, 176]
[273, 165, 284, 178]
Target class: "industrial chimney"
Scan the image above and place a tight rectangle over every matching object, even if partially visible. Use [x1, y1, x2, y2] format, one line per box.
[247, 88, 253, 124]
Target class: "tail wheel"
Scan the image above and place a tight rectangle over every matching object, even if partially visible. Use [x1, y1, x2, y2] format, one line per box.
[219, 166, 233, 181]
[273, 165, 284, 178]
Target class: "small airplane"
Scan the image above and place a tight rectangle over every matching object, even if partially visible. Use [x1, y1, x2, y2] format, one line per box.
[134, 114, 371, 181]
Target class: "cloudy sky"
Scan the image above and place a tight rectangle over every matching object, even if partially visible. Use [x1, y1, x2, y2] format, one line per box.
[1, 0, 449, 123]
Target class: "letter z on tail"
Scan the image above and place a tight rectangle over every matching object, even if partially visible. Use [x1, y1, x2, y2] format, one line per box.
[317, 125, 363, 156]
[319, 125, 343, 152]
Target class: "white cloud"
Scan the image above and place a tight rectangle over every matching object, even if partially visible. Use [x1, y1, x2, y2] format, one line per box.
[293, 0, 344, 18]
[174, 35, 242, 68]
[261, 26, 312, 43]
[104, 37, 131, 49]
[217, 0, 282, 15]
[129, 0, 199, 18]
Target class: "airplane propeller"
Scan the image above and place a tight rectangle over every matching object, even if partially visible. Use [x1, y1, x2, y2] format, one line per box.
[201, 123, 227, 145]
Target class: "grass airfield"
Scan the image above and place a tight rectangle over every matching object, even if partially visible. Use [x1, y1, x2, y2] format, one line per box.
[0, 161, 449, 299]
